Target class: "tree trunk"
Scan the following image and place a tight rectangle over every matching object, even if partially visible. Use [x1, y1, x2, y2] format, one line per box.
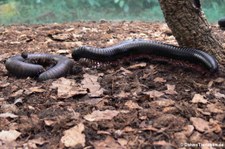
[158, 0, 225, 64]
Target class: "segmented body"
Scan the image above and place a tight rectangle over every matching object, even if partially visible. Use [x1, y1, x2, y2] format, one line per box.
[72, 39, 218, 72]
[5, 53, 74, 81]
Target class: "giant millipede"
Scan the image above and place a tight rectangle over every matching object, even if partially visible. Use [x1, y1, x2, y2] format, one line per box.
[5, 53, 74, 81]
[72, 39, 218, 72]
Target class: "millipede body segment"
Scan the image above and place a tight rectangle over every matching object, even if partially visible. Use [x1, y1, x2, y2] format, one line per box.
[72, 39, 218, 72]
[5, 53, 74, 81]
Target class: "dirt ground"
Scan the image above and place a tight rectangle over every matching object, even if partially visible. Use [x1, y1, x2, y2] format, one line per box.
[0, 21, 225, 149]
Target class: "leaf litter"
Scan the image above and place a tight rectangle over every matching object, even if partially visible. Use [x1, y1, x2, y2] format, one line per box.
[0, 22, 224, 148]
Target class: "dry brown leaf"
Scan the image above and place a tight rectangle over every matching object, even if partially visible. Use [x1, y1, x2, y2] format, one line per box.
[189, 131, 202, 143]
[51, 78, 87, 98]
[174, 132, 187, 145]
[207, 104, 223, 113]
[191, 94, 208, 104]
[84, 110, 119, 122]
[0, 112, 18, 118]
[0, 53, 11, 61]
[51, 34, 70, 41]
[123, 126, 136, 132]
[10, 89, 24, 97]
[44, 119, 55, 126]
[128, 62, 147, 69]
[26, 137, 47, 148]
[92, 136, 122, 149]
[141, 125, 159, 132]
[81, 73, 103, 97]
[0, 130, 21, 142]
[190, 117, 210, 132]
[82, 98, 103, 106]
[60, 123, 85, 148]
[153, 77, 166, 83]
[183, 125, 194, 137]
[214, 77, 225, 83]
[1, 104, 18, 113]
[124, 100, 143, 109]
[56, 49, 70, 54]
[214, 92, 225, 99]
[118, 67, 132, 75]
[24, 86, 46, 95]
[116, 91, 130, 98]
[117, 138, 128, 147]
[150, 99, 175, 107]
[152, 140, 175, 148]
[164, 84, 177, 95]
[145, 90, 164, 98]
[209, 119, 222, 133]
[0, 81, 10, 88]
[74, 41, 84, 47]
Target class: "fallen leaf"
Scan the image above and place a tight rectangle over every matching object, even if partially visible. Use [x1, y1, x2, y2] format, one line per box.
[0, 112, 18, 118]
[191, 94, 207, 104]
[10, 89, 24, 98]
[0, 82, 10, 88]
[0, 53, 11, 61]
[81, 74, 103, 97]
[153, 77, 166, 83]
[26, 137, 47, 148]
[117, 138, 128, 147]
[44, 119, 55, 126]
[74, 41, 84, 47]
[84, 110, 119, 122]
[51, 78, 87, 98]
[150, 99, 175, 107]
[183, 125, 194, 137]
[116, 91, 130, 98]
[190, 117, 210, 132]
[144, 90, 164, 98]
[174, 132, 187, 145]
[152, 140, 175, 148]
[214, 92, 225, 99]
[209, 119, 222, 133]
[1, 104, 18, 113]
[0, 130, 21, 142]
[118, 67, 132, 75]
[64, 28, 74, 32]
[128, 62, 146, 69]
[24, 87, 46, 95]
[56, 49, 70, 54]
[123, 126, 136, 132]
[214, 77, 224, 83]
[141, 125, 159, 132]
[82, 98, 103, 106]
[125, 100, 143, 109]
[60, 123, 85, 148]
[207, 104, 224, 113]
[189, 131, 202, 143]
[164, 84, 177, 95]
[92, 136, 122, 149]
[51, 33, 70, 41]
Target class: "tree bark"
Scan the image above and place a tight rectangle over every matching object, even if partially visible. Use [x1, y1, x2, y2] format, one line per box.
[158, 0, 225, 64]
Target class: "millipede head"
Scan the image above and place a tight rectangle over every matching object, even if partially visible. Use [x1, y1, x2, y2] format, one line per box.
[72, 47, 87, 61]
[21, 52, 28, 59]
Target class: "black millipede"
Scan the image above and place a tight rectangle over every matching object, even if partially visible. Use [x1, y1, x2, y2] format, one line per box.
[72, 39, 218, 72]
[5, 53, 74, 81]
